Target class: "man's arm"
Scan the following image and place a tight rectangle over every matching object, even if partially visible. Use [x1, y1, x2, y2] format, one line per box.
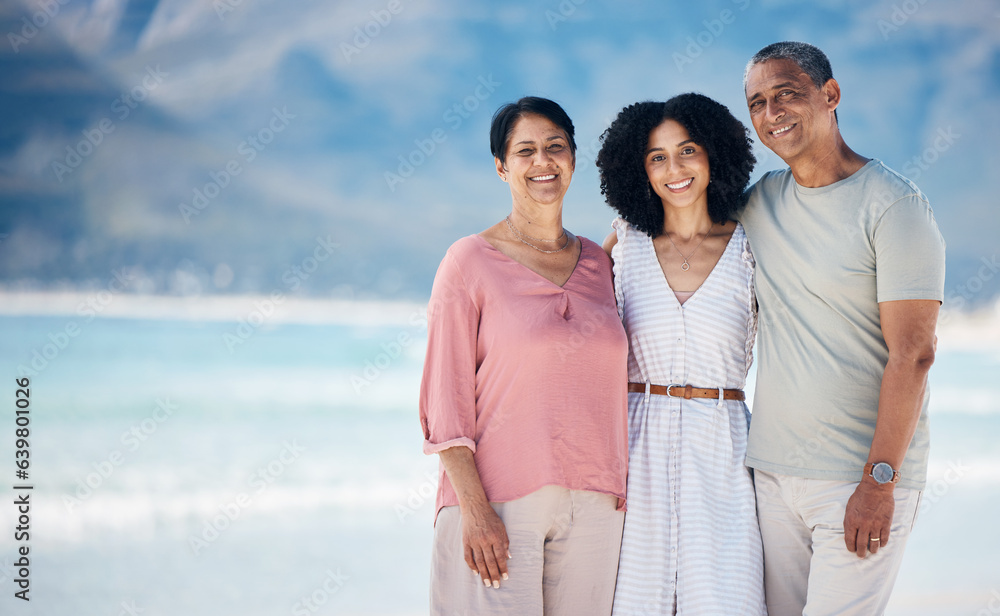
[843, 299, 939, 557]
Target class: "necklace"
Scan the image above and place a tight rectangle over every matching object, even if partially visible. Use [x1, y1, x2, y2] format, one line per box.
[505, 215, 570, 254]
[505, 215, 567, 243]
[666, 226, 711, 271]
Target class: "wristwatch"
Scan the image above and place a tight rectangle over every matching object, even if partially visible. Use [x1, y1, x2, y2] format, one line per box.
[864, 462, 900, 485]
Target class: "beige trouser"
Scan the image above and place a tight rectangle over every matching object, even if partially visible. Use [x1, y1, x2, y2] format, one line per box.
[754, 469, 922, 616]
[430, 485, 625, 616]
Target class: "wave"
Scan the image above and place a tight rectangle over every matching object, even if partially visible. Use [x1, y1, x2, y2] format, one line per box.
[2, 291, 998, 349]
[0, 290, 429, 327]
[0, 474, 440, 544]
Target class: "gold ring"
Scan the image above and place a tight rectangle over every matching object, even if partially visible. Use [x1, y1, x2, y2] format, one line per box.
[870, 537, 881, 542]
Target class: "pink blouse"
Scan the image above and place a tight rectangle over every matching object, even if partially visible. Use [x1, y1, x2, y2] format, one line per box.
[419, 234, 629, 520]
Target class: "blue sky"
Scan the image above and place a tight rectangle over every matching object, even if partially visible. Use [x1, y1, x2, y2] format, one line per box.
[1, 0, 997, 306]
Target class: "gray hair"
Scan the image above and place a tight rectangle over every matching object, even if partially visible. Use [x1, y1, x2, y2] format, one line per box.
[743, 41, 835, 91]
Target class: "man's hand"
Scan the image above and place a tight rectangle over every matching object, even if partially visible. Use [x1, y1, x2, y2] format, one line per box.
[845, 299, 939, 558]
[844, 479, 894, 557]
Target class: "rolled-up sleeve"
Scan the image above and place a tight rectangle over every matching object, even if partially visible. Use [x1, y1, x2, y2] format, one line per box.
[419, 250, 480, 455]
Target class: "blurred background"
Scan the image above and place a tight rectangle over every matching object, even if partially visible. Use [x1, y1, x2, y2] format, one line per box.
[0, 0, 997, 614]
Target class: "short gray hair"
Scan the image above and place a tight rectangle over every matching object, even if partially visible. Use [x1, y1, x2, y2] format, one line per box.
[743, 41, 834, 91]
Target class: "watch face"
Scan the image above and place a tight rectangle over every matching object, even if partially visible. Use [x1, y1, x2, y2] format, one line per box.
[872, 462, 894, 484]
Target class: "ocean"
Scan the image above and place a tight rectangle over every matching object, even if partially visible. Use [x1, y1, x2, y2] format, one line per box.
[0, 300, 997, 615]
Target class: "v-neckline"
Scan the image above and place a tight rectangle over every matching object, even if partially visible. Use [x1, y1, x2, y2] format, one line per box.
[474, 233, 586, 290]
[649, 223, 741, 307]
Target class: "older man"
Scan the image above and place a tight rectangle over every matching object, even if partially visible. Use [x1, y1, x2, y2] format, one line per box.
[738, 41, 946, 615]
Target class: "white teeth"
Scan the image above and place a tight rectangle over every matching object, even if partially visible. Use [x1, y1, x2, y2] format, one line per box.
[771, 125, 793, 135]
[667, 178, 693, 189]
[530, 174, 556, 181]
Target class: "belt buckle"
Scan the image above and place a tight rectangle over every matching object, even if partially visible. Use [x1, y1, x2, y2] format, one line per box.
[665, 383, 684, 398]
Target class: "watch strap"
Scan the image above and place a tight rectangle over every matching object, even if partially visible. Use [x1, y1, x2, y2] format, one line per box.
[864, 462, 901, 484]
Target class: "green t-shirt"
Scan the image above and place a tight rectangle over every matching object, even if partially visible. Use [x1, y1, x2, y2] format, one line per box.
[739, 159, 945, 490]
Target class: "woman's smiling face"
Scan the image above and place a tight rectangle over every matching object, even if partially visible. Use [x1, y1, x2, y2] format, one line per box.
[496, 113, 575, 207]
[644, 119, 710, 213]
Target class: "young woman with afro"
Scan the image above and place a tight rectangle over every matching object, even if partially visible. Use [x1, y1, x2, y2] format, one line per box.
[597, 93, 767, 615]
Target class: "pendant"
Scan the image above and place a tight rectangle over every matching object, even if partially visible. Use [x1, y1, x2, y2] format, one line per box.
[681, 262, 690, 271]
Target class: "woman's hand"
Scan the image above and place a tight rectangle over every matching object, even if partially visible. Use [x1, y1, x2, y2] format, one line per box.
[438, 445, 512, 588]
[460, 500, 510, 588]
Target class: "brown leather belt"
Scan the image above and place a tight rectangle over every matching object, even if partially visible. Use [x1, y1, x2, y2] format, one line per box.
[627, 382, 745, 401]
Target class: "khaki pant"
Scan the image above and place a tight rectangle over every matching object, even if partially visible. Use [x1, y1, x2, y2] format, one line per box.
[754, 469, 922, 616]
[431, 485, 624, 616]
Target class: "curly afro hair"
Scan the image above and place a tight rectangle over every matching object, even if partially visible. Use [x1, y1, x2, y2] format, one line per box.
[596, 93, 756, 237]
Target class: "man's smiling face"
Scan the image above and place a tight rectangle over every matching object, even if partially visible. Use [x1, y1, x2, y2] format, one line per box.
[745, 57, 839, 166]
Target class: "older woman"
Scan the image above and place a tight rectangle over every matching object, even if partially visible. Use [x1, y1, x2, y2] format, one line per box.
[596, 94, 766, 614]
[419, 96, 628, 615]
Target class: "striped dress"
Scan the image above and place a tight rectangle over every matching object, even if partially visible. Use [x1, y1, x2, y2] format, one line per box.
[610, 218, 766, 615]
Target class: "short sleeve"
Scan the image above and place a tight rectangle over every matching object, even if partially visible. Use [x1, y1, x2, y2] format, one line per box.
[418, 249, 480, 455]
[873, 195, 946, 303]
